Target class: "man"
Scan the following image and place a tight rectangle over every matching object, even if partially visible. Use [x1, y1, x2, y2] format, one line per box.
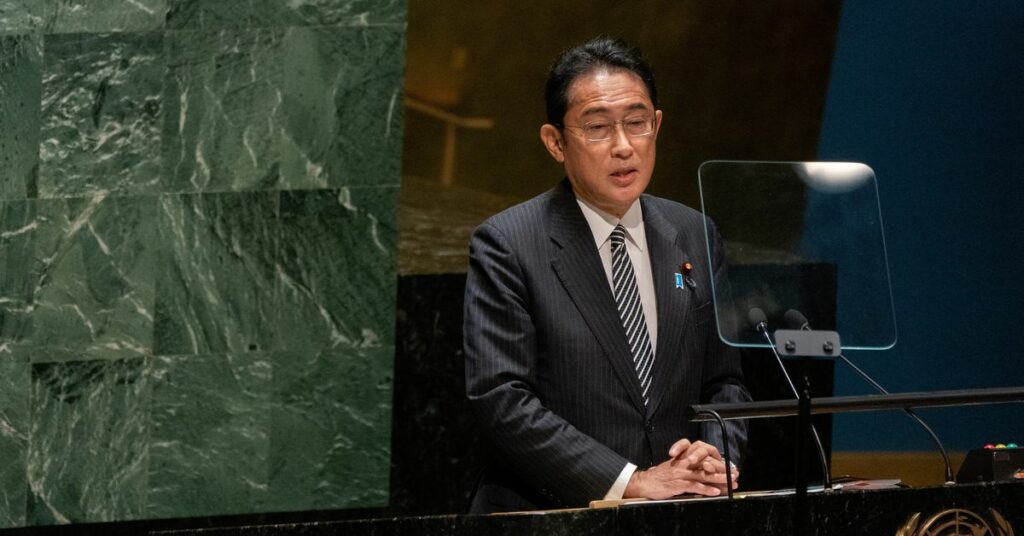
[464, 37, 750, 513]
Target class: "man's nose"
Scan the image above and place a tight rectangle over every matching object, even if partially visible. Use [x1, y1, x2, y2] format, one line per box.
[610, 124, 634, 158]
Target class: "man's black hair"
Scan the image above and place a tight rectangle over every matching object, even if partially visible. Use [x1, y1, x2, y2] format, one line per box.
[544, 37, 658, 127]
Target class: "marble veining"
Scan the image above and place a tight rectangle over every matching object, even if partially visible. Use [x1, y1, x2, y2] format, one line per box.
[153, 192, 278, 355]
[166, 0, 406, 30]
[43, 0, 167, 34]
[1, 196, 157, 357]
[22, 195, 157, 358]
[148, 352, 272, 518]
[26, 356, 150, 524]
[161, 26, 404, 193]
[276, 187, 397, 353]
[0, 0, 404, 527]
[0, 33, 41, 200]
[267, 346, 392, 511]
[0, 346, 29, 528]
[0, 1, 41, 34]
[0, 200, 37, 343]
[39, 32, 164, 198]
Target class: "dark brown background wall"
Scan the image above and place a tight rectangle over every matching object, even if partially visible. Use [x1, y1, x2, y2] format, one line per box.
[401, 1, 841, 208]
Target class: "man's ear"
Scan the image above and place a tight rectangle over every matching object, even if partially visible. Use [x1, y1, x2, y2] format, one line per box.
[540, 124, 565, 163]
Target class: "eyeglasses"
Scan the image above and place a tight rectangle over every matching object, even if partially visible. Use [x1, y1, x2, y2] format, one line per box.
[561, 116, 656, 142]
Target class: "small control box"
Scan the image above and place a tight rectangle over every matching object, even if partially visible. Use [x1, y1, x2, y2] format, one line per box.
[956, 445, 1023, 483]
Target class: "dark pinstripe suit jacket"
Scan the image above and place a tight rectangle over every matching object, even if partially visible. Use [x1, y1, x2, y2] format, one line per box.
[464, 179, 750, 512]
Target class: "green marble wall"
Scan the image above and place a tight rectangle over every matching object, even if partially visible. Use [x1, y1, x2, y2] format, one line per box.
[0, 0, 404, 527]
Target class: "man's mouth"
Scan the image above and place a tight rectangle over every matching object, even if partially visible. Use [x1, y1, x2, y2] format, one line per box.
[611, 168, 638, 179]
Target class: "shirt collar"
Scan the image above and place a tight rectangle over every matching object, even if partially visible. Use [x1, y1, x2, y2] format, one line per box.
[575, 196, 646, 252]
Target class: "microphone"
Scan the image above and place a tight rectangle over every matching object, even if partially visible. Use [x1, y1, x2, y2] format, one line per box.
[783, 309, 810, 331]
[747, 309, 832, 490]
[748, 307, 769, 333]
[783, 309, 955, 484]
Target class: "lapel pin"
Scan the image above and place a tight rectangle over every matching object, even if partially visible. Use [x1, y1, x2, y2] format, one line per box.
[679, 261, 697, 290]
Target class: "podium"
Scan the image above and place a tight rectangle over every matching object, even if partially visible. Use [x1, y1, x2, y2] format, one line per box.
[145, 482, 1024, 535]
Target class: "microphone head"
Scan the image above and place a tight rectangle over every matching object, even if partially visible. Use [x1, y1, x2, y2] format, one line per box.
[747, 307, 768, 327]
[784, 309, 809, 330]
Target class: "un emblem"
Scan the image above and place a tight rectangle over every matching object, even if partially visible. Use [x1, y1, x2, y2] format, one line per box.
[897, 508, 1014, 536]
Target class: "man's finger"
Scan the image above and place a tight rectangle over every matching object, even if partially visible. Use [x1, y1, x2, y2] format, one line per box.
[684, 445, 719, 467]
[683, 441, 722, 465]
[693, 470, 730, 486]
[668, 438, 691, 458]
[678, 480, 722, 497]
[692, 441, 722, 460]
[701, 458, 727, 474]
[683, 445, 707, 466]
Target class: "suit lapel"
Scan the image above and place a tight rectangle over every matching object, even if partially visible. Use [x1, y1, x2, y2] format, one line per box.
[548, 181, 647, 415]
[643, 198, 696, 418]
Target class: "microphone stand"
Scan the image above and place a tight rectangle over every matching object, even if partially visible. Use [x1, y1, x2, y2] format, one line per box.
[751, 317, 837, 536]
[836, 353, 955, 484]
[755, 323, 833, 493]
[786, 310, 955, 485]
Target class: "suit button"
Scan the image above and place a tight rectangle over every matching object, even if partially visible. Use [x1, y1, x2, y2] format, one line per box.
[645, 420, 655, 433]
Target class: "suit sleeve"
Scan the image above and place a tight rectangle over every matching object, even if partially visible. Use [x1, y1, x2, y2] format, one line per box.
[699, 221, 752, 467]
[464, 222, 629, 507]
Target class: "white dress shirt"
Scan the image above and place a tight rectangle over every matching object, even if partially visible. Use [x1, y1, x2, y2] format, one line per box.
[575, 196, 657, 501]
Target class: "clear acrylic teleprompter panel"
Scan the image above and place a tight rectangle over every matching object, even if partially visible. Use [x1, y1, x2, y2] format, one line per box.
[698, 161, 897, 350]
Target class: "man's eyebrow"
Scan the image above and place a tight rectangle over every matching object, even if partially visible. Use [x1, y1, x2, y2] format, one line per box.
[579, 102, 651, 117]
[579, 106, 611, 117]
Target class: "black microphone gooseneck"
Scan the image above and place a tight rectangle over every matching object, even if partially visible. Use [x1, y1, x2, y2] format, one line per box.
[748, 308, 833, 491]
[691, 408, 735, 501]
[783, 309, 955, 485]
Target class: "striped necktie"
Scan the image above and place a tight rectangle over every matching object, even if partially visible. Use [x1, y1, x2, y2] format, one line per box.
[610, 224, 655, 405]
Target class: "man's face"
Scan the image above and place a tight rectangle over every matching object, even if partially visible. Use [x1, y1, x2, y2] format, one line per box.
[541, 69, 662, 218]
